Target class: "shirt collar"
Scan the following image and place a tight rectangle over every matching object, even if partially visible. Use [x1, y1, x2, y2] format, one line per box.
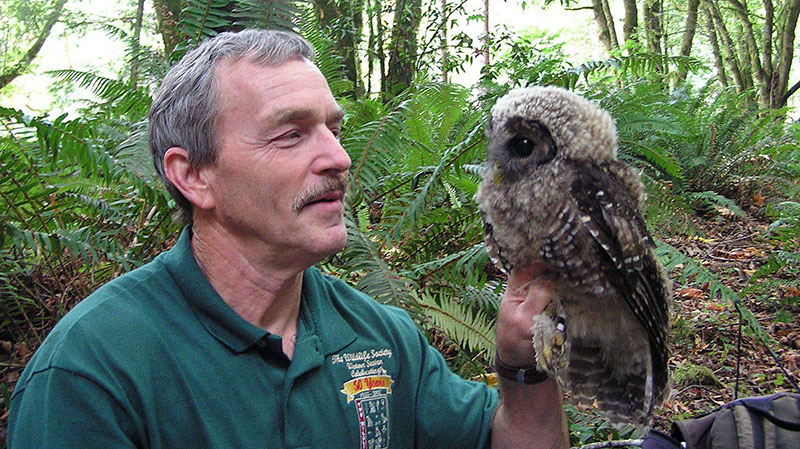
[163, 228, 268, 353]
[163, 228, 356, 356]
[299, 267, 357, 356]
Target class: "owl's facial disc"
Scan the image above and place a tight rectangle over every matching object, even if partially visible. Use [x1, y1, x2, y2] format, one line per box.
[505, 119, 557, 166]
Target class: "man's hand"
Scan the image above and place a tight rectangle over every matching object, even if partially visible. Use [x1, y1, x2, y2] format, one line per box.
[491, 265, 569, 449]
[495, 265, 554, 367]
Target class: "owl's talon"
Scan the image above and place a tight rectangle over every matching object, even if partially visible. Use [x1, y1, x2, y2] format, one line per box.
[531, 313, 567, 375]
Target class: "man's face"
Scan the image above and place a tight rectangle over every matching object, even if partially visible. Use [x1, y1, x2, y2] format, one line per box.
[203, 57, 351, 267]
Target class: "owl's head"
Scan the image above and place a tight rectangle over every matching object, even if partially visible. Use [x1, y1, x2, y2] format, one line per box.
[486, 86, 618, 178]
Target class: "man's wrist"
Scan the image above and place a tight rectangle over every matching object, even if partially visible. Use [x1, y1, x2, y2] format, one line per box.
[494, 351, 550, 385]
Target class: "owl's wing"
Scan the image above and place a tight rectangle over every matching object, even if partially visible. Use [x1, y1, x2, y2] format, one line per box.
[568, 161, 670, 368]
[480, 210, 512, 273]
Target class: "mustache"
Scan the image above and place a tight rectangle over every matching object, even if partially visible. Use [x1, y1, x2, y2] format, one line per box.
[292, 174, 349, 212]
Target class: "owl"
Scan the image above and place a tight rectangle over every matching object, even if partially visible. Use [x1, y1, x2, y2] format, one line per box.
[475, 86, 672, 426]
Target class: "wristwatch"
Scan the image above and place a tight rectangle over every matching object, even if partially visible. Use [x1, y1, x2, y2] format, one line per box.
[494, 351, 550, 385]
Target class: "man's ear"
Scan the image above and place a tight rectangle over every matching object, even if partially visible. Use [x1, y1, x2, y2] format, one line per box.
[163, 147, 215, 211]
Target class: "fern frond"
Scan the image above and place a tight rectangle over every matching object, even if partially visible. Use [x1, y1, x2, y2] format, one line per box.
[339, 211, 418, 311]
[416, 292, 496, 362]
[656, 241, 772, 346]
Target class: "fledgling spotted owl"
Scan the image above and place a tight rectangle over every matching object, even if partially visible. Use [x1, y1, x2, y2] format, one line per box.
[475, 86, 672, 426]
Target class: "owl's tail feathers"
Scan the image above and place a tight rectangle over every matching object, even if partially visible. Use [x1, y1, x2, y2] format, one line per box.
[566, 342, 667, 427]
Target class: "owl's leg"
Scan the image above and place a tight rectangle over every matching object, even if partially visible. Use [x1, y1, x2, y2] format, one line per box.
[531, 304, 567, 375]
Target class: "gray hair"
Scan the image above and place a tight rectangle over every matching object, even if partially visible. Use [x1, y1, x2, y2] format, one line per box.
[148, 29, 315, 225]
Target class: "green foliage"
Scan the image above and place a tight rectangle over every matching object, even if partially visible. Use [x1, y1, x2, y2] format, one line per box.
[46, 70, 152, 119]
[551, 52, 704, 90]
[566, 404, 641, 446]
[0, 106, 179, 345]
[659, 86, 794, 203]
[416, 291, 496, 362]
[673, 362, 724, 387]
[332, 80, 502, 374]
[173, 0, 306, 60]
[479, 30, 571, 100]
[656, 240, 773, 346]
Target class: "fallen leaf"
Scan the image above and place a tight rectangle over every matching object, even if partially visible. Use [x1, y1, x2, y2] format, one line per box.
[679, 288, 705, 299]
[781, 286, 800, 297]
[706, 302, 724, 312]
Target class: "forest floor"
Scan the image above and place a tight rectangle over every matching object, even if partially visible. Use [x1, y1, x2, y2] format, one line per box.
[650, 211, 800, 433]
[0, 210, 798, 443]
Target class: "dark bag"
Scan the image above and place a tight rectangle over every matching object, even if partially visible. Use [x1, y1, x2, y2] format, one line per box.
[669, 392, 800, 449]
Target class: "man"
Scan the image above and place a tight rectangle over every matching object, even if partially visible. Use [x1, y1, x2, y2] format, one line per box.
[8, 29, 567, 448]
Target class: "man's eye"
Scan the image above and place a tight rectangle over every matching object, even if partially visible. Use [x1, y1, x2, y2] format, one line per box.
[330, 127, 341, 139]
[276, 131, 302, 142]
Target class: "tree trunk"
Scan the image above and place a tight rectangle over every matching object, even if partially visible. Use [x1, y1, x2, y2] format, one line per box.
[129, 0, 146, 89]
[736, 23, 754, 90]
[725, 0, 767, 104]
[384, 0, 421, 97]
[600, 0, 619, 49]
[591, 0, 615, 52]
[622, 0, 638, 46]
[702, 4, 729, 86]
[376, 0, 386, 94]
[704, 0, 747, 92]
[643, 0, 663, 54]
[152, 0, 181, 56]
[313, 0, 363, 98]
[677, 0, 700, 81]
[775, 0, 800, 107]
[366, 0, 375, 94]
[440, 0, 449, 82]
[763, 0, 775, 103]
[0, 0, 69, 90]
[483, 0, 490, 66]
[349, 0, 364, 97]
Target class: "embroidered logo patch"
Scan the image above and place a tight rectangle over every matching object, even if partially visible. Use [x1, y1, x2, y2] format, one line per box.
[341, 376, 393, 403]
[333, 349, 393, 449]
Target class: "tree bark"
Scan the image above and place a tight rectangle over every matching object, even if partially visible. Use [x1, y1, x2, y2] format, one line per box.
[677, 0, 700, 81]
[763, 0, 775, 103]
[600, 0, 619, 49]
[375, 0, 386, 94]
[152, 0, 181, 56]
[0, 0, 69, 90]
[591, 0, 615, 52]
[129, 0, 146, 89]
[774, 0, 800, 107]
[313, 0, 363, 98]
[384, 0, 422, 97]
[725, 0, 767, 103]
[701, 4, 728, 86]
[622, 0, 638, 46]
[704, 0, 747, 92]
[643, 0, 663, 54]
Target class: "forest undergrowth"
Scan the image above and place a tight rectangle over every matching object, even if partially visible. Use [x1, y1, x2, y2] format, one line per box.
[651, 211, 800, 431]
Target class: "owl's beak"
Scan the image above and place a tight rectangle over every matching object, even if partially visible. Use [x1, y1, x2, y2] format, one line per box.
[492, 163, 503, 185]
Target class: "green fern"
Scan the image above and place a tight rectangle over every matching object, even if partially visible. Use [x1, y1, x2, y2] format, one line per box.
[415, 291, 496, 363]
[656, 241, 772, 346]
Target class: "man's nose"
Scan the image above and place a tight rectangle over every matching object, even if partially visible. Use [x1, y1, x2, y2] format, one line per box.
[315, 128, 351, 174]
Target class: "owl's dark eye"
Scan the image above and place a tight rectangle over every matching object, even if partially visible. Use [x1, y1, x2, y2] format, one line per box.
[508, 136, 534, 158]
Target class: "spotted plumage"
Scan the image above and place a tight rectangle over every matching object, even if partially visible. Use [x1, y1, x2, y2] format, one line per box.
[475, 86, 672, 426]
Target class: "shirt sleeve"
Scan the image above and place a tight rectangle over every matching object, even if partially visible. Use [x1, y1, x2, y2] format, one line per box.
[8, 367, 140, 449]
[412, 330, 499, 449]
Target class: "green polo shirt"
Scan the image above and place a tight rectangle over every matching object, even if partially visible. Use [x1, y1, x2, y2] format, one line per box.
[9, 229, 498, 448]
